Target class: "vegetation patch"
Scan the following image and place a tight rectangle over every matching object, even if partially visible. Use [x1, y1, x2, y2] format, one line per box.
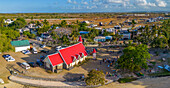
[118, 77, 138, 83]
[149, 71, 170, 77]
[85, 69, 106, 86]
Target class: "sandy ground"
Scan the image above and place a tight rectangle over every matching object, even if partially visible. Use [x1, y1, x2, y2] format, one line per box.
[100, 76, 170, 88]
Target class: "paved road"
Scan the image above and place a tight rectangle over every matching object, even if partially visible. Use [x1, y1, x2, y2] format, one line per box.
[9, 75, 86, 87]
[25, 18, 82, 21]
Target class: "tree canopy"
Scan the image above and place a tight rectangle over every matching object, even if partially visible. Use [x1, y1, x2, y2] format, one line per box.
[118, 44, 151, 72]
[136, 20, 169, 48]
[9, 18, 26, 29]
[85, 69, 105, 86]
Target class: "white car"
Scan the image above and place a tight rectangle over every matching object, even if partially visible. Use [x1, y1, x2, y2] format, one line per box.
[56, 46, 62, 51]
[6, 56, 15, 62]
[21, 62, 30, 70]
[22, 50, 31, 54]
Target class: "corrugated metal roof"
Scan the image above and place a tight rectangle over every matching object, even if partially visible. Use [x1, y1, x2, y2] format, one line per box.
[11, 40, 30, 47]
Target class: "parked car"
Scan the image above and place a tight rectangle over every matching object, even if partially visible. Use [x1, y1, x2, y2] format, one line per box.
[40, 44, 46, 48]
[55, 46, 62, 51]
[21, 62, 30, 69]
[36, 37, 43, 41]
[2, 54, 10, 60]
[22, 50, 31, 54]
[32, 47, 38, 54]
[41, 50, 49, 53]
[28, 62, 38, 67]
[6, 56, 15, 62]
[36, 59, 43, 66]
[40, 55, 45, 63]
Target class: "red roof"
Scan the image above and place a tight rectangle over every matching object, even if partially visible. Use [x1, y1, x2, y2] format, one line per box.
[78, 36, 83, 42]
[48, 53, 64, 66]
[59, 43, 87, 65]
[92, 49, 96, 53]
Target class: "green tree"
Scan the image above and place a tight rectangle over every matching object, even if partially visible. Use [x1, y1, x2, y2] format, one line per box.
[60, 20, 67, 27]
[9, 18, 26, 29]
[118, 44, 151, 72]
[85, 69, 106, 86]
[43, 19, 49, 26]
[132, 19, 136, 27]
[0, 17, 5, 27]
[1, 27, 20, 39]
[23, 31, 35, 38]
[0, 34, 14, 52]
[61, 35, 70, 45]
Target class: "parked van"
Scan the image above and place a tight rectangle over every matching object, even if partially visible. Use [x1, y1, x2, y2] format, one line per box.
[21, 62, 30, 69]
[33, 47, 38, 54]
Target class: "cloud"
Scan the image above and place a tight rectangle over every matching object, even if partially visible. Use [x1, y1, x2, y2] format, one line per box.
[68, 0, 72, 3]
[82, 1, 88, 5]
[105, 0, 123, 3]
[148, 2, 156, 7]
[66, 0, 168, 11]
[67, 0, 77, 4]
[156, 0, 167, 7]
[135, 0, 159, 7]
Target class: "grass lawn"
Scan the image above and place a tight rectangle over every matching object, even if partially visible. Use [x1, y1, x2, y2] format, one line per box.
[149, 71, 170, 77]
[118, 77, 138, 83]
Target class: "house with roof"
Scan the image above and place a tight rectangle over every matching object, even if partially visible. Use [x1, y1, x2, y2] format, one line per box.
[81, 21, 90, 24]
[94, 36, 106, 42]
[11, 40, 30, 52]
[44, 42, 88, 72]
[119, 30, 131, 40]
[41, 33, 51, 39]
[4, 19, 14, 24]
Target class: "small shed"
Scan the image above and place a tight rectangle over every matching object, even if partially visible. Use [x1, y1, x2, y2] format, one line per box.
[11, 40, 30, 52]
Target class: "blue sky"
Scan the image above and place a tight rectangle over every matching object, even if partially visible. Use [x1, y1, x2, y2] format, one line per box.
[0, 0, 169, 13]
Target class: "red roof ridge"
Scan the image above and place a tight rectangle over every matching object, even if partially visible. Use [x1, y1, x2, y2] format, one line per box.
[58, 42, 83, 51]
[47, 52, 59, 57]
[59, 43, 87, 65]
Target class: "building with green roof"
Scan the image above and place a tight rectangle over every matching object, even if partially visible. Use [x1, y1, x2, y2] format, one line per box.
[11, 40, 30, 52]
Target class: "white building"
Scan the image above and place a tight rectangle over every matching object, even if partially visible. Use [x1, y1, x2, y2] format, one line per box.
[11, 40, 30, 52]
[4, 19, 14, 24]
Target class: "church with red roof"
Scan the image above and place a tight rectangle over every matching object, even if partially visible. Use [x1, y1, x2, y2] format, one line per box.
[44, 42, 87, 73]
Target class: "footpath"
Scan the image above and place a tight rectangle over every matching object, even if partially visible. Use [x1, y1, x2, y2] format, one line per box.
[9, 75, 86, 88]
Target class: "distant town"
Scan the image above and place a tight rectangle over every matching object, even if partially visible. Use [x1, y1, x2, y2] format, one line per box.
[0, 13, 169, 88]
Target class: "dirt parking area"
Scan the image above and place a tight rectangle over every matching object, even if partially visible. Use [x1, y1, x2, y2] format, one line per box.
[0, 46, 169, 88]
[0, 46, 123, 82]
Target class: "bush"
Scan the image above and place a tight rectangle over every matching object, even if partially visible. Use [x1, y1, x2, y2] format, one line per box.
[155, 51, 159, 56]
[149, 70, 170, 77]
[46, 70, 52, 74]
[118, 77, 138, 83]
[85, 69, 105, 86]
[150, 62, 156, 66]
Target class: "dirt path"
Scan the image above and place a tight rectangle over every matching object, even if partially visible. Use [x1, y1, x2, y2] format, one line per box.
[9, 75, 85, 87]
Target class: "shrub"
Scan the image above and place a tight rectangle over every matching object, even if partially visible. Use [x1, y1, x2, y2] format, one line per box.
[155, 51, 159, 56]
[85, 69, 105, 86]
[118, 77, 137, 83]
[46, 70, 52, 74]
[150, 62, 156, 66]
